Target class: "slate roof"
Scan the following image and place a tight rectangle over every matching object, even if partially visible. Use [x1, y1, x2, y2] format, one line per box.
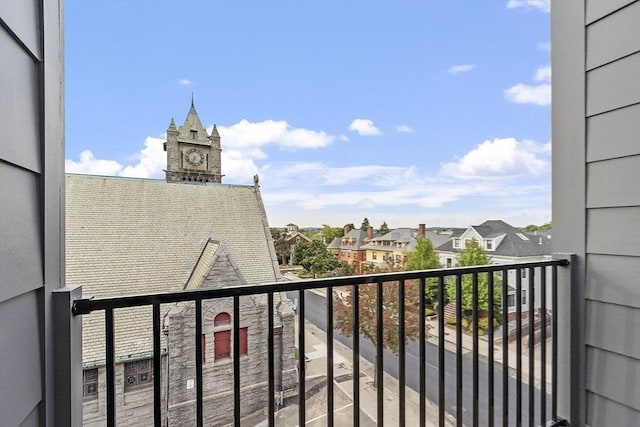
[66, 174, 281, 365]
[329, 228, 369, 250]
[435, 220, 552, 258]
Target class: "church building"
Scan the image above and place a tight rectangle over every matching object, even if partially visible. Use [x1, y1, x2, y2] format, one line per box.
[66, 102, 296, 426]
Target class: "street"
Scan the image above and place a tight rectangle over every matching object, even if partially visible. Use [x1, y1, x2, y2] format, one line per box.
[288, 290, 550, 426]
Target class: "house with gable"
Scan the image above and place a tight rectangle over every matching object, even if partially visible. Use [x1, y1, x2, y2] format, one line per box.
[361, 224, 451, 271]
[327, 225, 373, 273]
[283, 223, 311, 264]
[66, 102, 296, 426]
[436, 219, 552, 320]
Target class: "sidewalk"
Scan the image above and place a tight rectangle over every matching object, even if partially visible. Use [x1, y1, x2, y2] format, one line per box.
[297, 321, 455, 427]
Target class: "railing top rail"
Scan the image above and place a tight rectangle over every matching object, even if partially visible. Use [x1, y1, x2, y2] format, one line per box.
[71, 258, 569, 315]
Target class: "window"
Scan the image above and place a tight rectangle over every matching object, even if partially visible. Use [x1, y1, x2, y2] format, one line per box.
[191, 129, 197, 139]
[521, 269, 527, 279]
[372, 252, 377, 260]
[214, 312, 247, 360]
[485, 240, 492, 250]
[214, 330, 231, 360]
[454, 238, 460, 248]
[124, 359, 153, 390]
[83, 368, 98, 398]
[521, 290, 527, 305]
[446, 258, 452, 268]
[507, 294, 515, 308]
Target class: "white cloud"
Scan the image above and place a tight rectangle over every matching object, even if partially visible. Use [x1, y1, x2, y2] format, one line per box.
[440, 137, 549, 178]
[506, 0, 549, 12]
[504, 83, 551, 106]
[65, 150, 124, 176]
[348, 118, 382, 136]
[179, 79, 192, 86]
[534, 65, 551, 82]
[448, 64, 476, 74]
[338, 134, 350, 142]
[216, 119, 334, 150]
[119, 137, 166, 178]
[395, 125, 415, 134]
[504, 64, 551, 106]
[537, 42, 551, 51]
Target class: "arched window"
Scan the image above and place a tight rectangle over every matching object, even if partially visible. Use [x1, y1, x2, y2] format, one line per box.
[213, 312, 247, 360]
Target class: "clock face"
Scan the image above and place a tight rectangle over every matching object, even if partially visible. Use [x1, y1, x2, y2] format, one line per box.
[185, 148, 205, 167]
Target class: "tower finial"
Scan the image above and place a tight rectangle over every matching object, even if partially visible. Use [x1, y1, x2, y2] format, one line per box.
[191, 92, 194, 108]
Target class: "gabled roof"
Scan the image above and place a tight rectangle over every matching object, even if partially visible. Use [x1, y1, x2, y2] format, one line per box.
[332, 228, 369, 250]
[66, 174, 281, 364]
[435, 219, 552, 257]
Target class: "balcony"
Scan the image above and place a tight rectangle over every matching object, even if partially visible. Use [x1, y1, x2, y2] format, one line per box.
[59, 259, 572, 426]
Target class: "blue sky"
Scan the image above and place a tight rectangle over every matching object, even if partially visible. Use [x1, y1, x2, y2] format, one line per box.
[65, 0, 551, 229]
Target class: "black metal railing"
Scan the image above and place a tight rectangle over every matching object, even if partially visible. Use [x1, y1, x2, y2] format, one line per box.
[72, 259, 570, 427]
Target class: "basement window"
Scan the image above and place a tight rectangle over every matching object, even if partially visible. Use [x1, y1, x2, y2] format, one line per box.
[83, 368, 98, 399]
[124, 359, 153, 390]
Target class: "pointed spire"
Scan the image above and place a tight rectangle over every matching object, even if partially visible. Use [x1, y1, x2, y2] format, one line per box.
[210, 124, 220, 138]
[178, 97, 207, 140]
[168, 117, 177, 131]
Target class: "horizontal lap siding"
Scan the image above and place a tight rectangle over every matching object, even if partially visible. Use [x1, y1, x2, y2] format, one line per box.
[584, 1, 640, 424]
[0, 2, 49, 425]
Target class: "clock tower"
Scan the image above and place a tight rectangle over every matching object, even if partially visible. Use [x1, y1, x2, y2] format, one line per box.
[164, 99, 224, 183]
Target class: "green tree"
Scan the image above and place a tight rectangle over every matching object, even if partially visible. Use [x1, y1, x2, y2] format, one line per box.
[321, 224, 343, 243]
[334, 281, 423, 385]
[406, 237, 442, 305]
[360, 217, 370, 230]
[292, 240, 338, 278]
[270, 228, 290, 265]
[378, 221, 390, 235]
[523, 224, 539, 232]
[539, 221, 552, 230]
[446, 238, 501, 316]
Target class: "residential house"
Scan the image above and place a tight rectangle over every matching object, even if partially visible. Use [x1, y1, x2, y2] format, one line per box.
[65, 103, 296, 426]
[436, 220, 552, 320]
[362, 224, 451, 271]
[327, 225, 373, 273]
[283, 223, 311, 265]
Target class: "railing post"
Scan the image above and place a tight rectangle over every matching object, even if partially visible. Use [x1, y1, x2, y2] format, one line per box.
[52, 285, 83, 427]
[553, 253, 576, 425]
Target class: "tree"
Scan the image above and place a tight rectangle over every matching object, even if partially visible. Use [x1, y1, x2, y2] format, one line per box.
[405, 237, 442, 305]
[360, 217, 370, 230]
[446, 238, 501, 317]
[378, 221, 390, 235]
[270, 228, 290, 265]
[292, 240, 337, 278]
[523, 224, 539, 232]
[321, 224, 343, 243]
[334, 281, 423, 385]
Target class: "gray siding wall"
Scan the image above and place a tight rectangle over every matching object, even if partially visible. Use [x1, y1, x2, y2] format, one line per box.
[0, 1, 64, 426]
[553, 1, 640, 425]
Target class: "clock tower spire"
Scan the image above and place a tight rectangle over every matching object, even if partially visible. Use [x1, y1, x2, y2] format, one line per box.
[163, 99, 224, 184]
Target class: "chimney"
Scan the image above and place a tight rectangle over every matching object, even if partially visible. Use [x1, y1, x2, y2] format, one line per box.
[367, 226, 373, 240]
[418, 223, 426, 237]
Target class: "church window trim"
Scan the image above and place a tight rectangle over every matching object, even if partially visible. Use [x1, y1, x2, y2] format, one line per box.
[213, 312, 248, 361]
